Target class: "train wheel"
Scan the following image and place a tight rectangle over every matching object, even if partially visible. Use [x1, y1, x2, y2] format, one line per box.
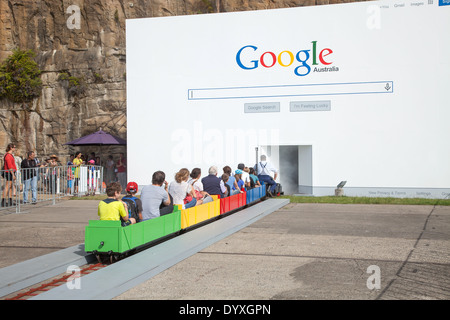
[95, 254, 103, 264]
[109, 253, 121, 264]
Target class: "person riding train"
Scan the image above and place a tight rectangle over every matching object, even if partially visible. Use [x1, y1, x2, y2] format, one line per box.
[98, 182, 135, 226]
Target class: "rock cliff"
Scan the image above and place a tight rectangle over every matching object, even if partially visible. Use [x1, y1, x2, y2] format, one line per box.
[0, 0, 366, 162]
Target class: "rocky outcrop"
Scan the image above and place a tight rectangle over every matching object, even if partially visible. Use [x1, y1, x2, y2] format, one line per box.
[0, 0, 367, 162]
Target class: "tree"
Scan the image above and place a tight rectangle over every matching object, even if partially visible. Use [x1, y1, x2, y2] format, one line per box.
[0, 49, 42, 103]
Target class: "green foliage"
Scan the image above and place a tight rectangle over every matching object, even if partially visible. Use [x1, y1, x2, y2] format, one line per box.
[58, 72, 86, 96]
[280, 195, 450, 206]
[93, 72, 104, 83]
[0, 49, 42, 103]
[201, 0, 214, 13]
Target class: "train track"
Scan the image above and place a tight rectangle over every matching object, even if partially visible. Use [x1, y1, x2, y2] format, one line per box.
[1, 197, 285, 300]
[2, 262, 108, 300]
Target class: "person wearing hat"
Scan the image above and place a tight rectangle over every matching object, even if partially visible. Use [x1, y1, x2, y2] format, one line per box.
[87, 159, 97, 195]
[121, 182, 143, 223]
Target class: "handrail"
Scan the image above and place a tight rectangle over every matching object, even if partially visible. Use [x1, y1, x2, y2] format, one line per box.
[0, 165, 104, 213]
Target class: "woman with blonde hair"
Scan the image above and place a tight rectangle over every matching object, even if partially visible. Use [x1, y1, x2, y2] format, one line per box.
[168, 168, 199, 209]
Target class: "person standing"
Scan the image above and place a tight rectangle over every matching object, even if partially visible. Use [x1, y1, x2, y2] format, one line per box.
[66, 154, 75, 194]
[255, 155, 278, 196]
[46, 155, 60, 194]
[21, 151, 41, 204]
[13, 148, 22, 198]
[105, 155, 116, 184]
[2, 143, 17, 207]
[116, 153, 127, 193]
[73, 151, 83, 194]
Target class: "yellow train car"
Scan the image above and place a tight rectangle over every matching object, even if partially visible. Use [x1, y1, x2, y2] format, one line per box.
[181, 195, 221, 229]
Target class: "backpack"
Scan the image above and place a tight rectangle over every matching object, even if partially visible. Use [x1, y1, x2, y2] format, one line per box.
[122, 196, 140, 222]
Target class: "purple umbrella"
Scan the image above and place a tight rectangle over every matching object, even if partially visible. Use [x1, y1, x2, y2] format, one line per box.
[64, 129, 126, 146]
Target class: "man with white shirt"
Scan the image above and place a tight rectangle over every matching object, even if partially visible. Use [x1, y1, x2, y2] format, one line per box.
[254, 155, 278, 196]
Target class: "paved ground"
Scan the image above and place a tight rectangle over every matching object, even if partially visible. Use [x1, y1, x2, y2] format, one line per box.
[0, 200, 98, 269]
[115, 202, 450, 300]
[0, 200, 449, 300]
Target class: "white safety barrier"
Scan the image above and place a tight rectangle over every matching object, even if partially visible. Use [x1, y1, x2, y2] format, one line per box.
[0, 165, 104, 213]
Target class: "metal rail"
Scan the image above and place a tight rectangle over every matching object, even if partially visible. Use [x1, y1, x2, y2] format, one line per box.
[0, 165, 104, 213]
[5, 263, 108, 300]
[31, 199, 289, 300]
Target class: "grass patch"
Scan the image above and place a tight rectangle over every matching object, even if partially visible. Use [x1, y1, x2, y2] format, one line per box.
[69, 194, 450, 206]
[280, 195, 450, 206]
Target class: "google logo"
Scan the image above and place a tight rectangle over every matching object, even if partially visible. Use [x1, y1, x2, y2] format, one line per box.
[236, 41, 333, 76]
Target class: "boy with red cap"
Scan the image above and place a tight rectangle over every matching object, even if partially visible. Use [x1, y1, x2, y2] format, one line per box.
[121, 181, 143, 223]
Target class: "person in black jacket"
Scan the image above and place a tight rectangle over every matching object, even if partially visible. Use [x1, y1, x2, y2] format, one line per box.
[21, 151, 42, 204]
[201, 166, 228, 198]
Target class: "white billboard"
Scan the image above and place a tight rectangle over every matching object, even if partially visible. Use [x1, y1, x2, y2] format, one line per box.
[126, 0, 450, 198]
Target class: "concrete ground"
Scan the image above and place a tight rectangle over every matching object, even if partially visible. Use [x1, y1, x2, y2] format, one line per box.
[0, 200, 449, 300]
[115, 202, 450, 300]
[0, 200, 98, 269]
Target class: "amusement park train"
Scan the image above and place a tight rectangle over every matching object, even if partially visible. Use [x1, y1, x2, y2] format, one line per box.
[85, 184, 268, 262]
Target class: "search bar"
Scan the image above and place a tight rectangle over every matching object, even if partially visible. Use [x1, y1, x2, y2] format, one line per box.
[188, 81, 394, 100]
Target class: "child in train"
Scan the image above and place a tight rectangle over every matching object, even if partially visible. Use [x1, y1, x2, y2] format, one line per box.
[122, 182, 143, 223]
[98, 182, 135, 226]
[233, 170, 245, 193]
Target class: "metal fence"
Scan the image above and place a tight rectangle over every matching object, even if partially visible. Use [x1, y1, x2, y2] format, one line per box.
[0, 165, 104, 213]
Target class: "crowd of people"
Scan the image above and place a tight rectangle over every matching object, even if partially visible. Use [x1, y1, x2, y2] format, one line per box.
[98, 157, 278, 227]
[1, 142, 127, 207]
[2, 141, 278, 221]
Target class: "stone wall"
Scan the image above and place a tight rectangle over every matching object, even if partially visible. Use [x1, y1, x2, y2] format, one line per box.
[0, 0, 367, 162]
